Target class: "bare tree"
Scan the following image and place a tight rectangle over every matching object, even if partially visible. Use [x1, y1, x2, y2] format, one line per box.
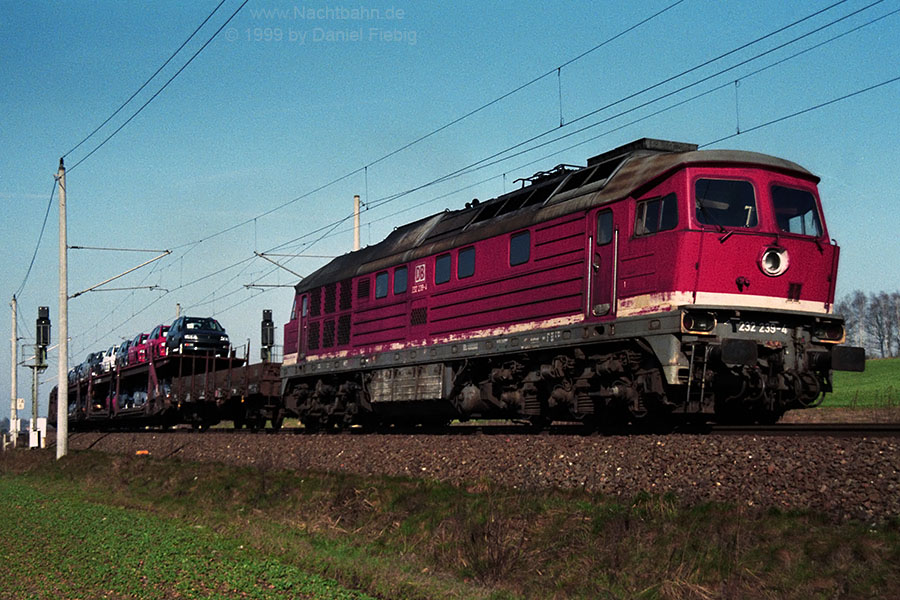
[836, 290, 868, 348]
[891, 291, 900, 357]
[866, 292, 896, 358]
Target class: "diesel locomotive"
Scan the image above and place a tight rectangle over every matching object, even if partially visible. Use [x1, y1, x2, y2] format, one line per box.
[52, 138, 865, 431]
[279, 138, 864, 428]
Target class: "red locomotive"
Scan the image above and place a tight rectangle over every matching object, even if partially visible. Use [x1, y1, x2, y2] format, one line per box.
[51, 138, 865, 431]
[280, 138, 864, 428]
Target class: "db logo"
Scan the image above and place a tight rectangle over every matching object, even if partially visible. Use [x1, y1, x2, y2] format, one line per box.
[414, 263, 426, 283]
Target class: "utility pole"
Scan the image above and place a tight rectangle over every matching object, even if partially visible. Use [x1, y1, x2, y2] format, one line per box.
[56, 158, 68, 459]
[10, 295, 17, 447]
[353, 195, 361, 252]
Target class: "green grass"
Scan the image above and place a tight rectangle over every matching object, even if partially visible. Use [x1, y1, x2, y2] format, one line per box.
[0, 475, 376, 600]
[825, 357, 900, 407]
[3, 450, 900, 599]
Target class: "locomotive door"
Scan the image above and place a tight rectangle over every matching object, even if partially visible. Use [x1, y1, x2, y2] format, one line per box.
[299, 294, 308, 357]
[589, 208, 617, 318]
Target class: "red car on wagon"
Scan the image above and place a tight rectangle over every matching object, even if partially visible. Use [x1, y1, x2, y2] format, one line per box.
[146, 324, 170, 359]
[127, 332, 150, 365]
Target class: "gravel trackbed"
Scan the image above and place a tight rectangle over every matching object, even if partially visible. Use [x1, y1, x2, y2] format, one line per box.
[68, 427, 899, 523]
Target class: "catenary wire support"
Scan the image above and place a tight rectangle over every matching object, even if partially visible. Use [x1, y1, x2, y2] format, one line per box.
[734, 79, 741, 134]
[254, 252, 305, 279]
[70, 250, 171, 299]
[79, 285, 168, 293]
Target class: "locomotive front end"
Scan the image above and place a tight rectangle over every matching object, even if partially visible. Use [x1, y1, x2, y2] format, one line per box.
[677, 306, 864, 423]
[663, 158, 866, 422]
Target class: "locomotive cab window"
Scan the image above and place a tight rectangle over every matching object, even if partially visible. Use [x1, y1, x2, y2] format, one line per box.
[435, 253, 451, 284]
[695, 179, 757, 228]
[597, 210, 613, 245]
[394, 266, 408, 294]
[510, 231, 530, 266]
[458, 247, 475, 279]
[635, 193, 677, 236]
[301, 295, 308, 318]
[375, 271, 389, 299]
[771, 185, 823, 237]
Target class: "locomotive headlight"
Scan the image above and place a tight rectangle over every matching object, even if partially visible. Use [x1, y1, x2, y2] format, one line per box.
[813, 321, 845, 343]
[760, 247, 789, 277]
[682, 311, 717, 334]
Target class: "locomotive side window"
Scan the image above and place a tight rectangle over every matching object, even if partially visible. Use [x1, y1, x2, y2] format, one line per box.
[695, 179, 757, 228]
[301, 295, 308, 318]
[458, 247, 475, 279]
[597, 210, 614, 245]
[635, 193, 677, 236]
[375, 271, 389, 299]
[771, 185, 823, 237]
[290, 297, 298, 320]
[394, 266, 408, 294]
[510, 231, 530, 266]
[435, 254, 451, 284]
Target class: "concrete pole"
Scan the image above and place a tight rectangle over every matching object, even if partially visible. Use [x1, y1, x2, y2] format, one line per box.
[10, 295, 17, 447]
[56, 158, 68, 459]
[353, 195, 361, 252]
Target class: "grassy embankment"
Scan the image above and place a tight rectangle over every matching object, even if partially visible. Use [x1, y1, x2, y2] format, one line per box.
[824, 357, 900, 407]
[2, 359, 898, 598]
[2, 448, 899, 600]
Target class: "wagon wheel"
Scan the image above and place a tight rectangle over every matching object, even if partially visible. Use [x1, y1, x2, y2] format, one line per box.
[527, 415, 551, 431]
[270, 409, 285, 432]
[248, 413, 266, 432]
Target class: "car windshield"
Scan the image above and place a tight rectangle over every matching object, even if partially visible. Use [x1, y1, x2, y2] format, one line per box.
[771, 185, 823, 237]
[695, 179, 758, 228]
[185, 318, 224, 332]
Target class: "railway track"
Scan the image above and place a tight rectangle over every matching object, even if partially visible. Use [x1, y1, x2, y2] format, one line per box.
[72, 420, 900, 438]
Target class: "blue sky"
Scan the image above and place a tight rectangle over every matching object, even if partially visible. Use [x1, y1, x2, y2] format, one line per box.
[2, 0, 899, 418]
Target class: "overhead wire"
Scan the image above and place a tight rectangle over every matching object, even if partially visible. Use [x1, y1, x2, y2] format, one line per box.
[15, 179, 57, 298]
[164, 0, 688, 250]
[67, 0, 251, 172]
[60, 0, 695, 347]
[360, 0, 881, 204]
[244, 1, 899, 273]
[63, 0, 229, 159]
[65, 0, 891, 353]
[702, 74, 900, 147]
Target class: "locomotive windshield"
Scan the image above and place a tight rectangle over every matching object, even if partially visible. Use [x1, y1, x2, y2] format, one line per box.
[771, 185, 823, 237]
[695, 179, 757, 228]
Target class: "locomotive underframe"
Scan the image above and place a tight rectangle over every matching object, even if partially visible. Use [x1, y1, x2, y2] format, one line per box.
[282, 307, 860, 428]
